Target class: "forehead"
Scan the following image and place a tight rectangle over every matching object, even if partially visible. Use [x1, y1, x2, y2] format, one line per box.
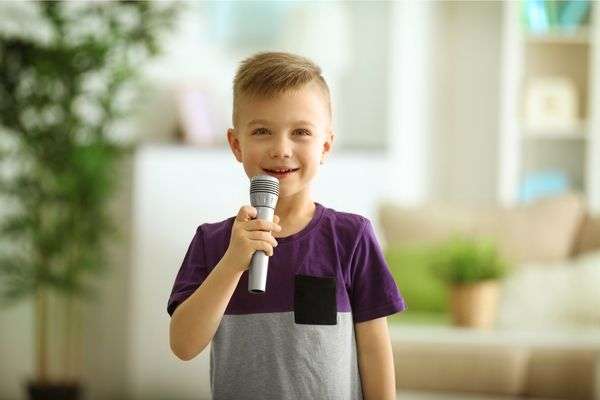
[237, 82, 330, 128]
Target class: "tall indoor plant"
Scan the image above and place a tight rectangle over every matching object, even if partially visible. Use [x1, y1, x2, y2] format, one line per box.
[0, 2, 177, 399]
[430, 235, 509, 329]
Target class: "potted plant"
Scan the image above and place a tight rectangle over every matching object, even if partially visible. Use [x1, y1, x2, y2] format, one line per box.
[0, 2, 177, 399]
[429, 235, 509, 329]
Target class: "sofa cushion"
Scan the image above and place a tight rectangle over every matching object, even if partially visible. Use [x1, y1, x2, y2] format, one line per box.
[568, 250, 600, 326]
[377, 201, 489, 247]
[378, 193, 586, 266]
[496, 263, 573, 330]
[573, 214, 600, 256]
[393, 341, 529, 395]
[393, 340, 599, 399]
[494, 193, 585, 265]
[526, 348, 598, 400]
[384, 245, 448, 313]
[496, 250, 600, 330]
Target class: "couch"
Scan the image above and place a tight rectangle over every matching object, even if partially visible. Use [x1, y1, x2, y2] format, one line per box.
[378, 193, 600, 399]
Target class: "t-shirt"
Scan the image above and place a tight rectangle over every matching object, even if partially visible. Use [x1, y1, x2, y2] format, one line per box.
[167, 201, 406, 400]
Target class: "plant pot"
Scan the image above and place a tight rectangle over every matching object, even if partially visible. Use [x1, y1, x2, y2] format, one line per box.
[450, 280, 500, 329]
[26, 380, 82, 400]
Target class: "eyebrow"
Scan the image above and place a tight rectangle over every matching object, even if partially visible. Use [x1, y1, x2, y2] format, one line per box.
[247, 119, 315, 128]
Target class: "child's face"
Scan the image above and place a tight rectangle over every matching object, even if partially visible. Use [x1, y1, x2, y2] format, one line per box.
[227, 81, 334, 198]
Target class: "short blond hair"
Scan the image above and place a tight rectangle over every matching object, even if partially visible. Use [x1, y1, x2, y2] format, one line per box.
[232, 51, 331, 127]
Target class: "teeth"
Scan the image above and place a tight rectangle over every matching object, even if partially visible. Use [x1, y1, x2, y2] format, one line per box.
[268, 169, 296, 173]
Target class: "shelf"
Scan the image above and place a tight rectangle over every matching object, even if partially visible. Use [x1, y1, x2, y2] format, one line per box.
[523, 133, 587, 140]
[500, 2, 600, 213]
[524, 27, 591, 45]
[522, 120, 587, 139]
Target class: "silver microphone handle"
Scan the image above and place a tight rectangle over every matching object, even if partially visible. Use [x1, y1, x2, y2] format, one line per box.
[248, 205, 275, 293]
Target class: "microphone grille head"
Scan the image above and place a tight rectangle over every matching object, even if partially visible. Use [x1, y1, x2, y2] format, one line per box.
[250, 175, 279, 197]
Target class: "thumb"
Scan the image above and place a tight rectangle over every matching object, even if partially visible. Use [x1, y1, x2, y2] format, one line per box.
[236, 205, 257, 222]
[273, 215, 280, 223]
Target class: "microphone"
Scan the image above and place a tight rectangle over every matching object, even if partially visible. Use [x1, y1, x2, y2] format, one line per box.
[248, 175, 279, 294]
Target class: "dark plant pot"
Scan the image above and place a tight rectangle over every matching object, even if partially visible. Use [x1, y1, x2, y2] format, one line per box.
[26, 380, 82, 400]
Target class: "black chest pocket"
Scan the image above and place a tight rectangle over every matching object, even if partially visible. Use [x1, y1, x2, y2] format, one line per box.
[294, 274, 337, 325]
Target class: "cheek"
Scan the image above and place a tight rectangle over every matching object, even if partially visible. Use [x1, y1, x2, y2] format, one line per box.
[241, 148, 265, 174]
[299, 156, 320, 175]
[304, 148, 322, 165]
[239, 144, 261, 162]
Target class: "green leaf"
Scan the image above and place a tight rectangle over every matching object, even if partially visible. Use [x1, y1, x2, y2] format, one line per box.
[0, 0, 178, 306]
[429, 234, 510, 285]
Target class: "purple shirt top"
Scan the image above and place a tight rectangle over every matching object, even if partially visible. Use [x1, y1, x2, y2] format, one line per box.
[167, 201, 406, 322]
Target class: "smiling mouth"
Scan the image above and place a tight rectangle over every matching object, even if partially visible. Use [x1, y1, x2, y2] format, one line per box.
[262, 168, 300, 178]
[263, 168, 299, 173]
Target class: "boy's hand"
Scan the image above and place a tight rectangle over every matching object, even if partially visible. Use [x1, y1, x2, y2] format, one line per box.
[223, 205, 281, 274]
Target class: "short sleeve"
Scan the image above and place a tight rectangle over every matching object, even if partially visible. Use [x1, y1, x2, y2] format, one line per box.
[349, 219, 407, 323]
[167, 226, 210, 317]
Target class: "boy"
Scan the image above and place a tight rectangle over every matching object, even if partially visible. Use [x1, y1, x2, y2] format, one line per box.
[168, 52, 406, 400]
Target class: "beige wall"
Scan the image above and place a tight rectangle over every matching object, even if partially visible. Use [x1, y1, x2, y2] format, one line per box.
[431, 1, 502, 206]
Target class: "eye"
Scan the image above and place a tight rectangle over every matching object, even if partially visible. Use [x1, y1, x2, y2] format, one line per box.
[295, 129, 312, 136]
[252, 128, 270, 135]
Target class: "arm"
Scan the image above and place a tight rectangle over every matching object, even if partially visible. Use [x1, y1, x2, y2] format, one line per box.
[169, 254, 243, 361]
[355, 317, 396, 400]
[169, 207, 280, 362]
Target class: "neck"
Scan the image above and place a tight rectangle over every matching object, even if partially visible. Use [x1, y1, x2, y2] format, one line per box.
[274, 194, 315, 221]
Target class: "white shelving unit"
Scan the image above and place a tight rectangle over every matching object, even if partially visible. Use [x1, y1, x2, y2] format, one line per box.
[498, 2, 600, 213]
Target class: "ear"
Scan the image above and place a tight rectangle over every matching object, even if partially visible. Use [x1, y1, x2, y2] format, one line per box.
[321, 130, 335, 164]
[227, 128, 243, 163]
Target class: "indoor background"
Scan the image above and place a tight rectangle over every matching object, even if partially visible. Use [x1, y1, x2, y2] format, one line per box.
[1, 1, 599, 400]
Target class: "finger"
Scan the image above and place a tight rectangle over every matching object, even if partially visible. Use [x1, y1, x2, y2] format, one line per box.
[273, 215, 280, 223]
[247, 231, 278, 247]
[236, 205, 257, 222]
[246, 218, 281, 232]
[263, 242, 274, 257]
[250, 240, 274, 257]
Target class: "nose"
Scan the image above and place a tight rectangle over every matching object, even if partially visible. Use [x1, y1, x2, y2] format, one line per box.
[269, 133, 292, 159]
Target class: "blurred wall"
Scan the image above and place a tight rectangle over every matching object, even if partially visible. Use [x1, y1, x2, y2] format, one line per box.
[430, 1, 502, 206]
[336, 2, 390, 150]
[138, 2, 391, 151]
[0, 2, 504, 399]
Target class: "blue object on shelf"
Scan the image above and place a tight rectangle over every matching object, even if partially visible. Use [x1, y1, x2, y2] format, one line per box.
[523, 0, 591, 33]
[559, 0, 591, 30]
[525, 0, 550, 33]
[519, 170, 570, 203]
[545, 0, 560, 26]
